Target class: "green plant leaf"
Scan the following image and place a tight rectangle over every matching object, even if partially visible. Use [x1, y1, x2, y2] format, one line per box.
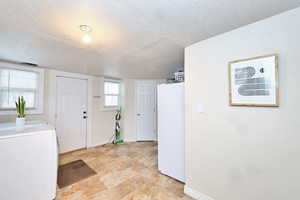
[15, 96, 26, 118]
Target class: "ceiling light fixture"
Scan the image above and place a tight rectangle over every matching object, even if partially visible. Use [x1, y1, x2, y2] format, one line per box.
[80, 25, 92, 32]
[80, 25, 92, 44]
[82, 34, 92, 43]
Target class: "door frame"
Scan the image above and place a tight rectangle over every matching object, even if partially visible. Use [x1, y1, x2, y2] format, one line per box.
[135, 80, 161, 141]
[47, 70, 93, 149]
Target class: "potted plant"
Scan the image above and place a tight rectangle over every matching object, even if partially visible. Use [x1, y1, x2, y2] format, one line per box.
[15, 96, 26, 131]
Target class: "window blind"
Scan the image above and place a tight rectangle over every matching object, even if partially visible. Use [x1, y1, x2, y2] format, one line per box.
[104, 81, 120, 107]
[0, 68, 38, 109]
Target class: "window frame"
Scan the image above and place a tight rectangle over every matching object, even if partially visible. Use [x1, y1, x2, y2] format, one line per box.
[0, 62, 44, 115]
[103, 78, 121, 110]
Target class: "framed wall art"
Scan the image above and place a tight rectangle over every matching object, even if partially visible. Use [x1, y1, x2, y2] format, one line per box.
[228, 54, 279, 107]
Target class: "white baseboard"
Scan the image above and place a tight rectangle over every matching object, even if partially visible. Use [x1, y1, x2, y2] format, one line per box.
[89, 139, 137, 148]
[88, 141, 108, 148]
[124, 139, 137, 143]
[184, 185, 215, 200]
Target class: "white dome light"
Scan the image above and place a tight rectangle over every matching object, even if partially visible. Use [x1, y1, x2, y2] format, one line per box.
[80, 25, 92, 44]
[82, 34, 92, 43]
[80, 25, 92, 32]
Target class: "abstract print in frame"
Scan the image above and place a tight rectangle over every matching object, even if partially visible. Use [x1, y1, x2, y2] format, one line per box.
[228, 54, 279, 107]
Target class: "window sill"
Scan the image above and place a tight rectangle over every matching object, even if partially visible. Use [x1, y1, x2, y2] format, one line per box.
[0, 109, 43, 116]
[101, 106, 119, 112]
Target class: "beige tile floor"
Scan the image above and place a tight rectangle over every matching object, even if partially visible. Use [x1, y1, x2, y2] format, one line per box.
[56, 142, 193, 200]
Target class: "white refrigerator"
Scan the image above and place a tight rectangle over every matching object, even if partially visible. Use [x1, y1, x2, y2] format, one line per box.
[157, 83, 185, 182]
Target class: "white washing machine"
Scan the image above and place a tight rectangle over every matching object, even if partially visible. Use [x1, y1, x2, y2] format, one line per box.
[0, 121, 58, 200]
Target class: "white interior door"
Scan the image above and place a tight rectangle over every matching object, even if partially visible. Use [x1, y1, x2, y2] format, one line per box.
[136, 81, 157, 141]
[56, 77, 87, 153]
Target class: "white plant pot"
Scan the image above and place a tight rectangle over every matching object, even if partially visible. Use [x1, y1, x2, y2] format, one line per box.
[16, 117, 26, 131]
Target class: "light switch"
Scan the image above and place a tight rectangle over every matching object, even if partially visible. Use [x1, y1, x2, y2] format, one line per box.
[197, 104, 204, 113]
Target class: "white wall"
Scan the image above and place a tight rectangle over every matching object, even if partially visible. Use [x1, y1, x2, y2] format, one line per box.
[122, 79, 166, 142]
[91, 77, 115, 146]
[185, 7, 300, 200]
[123, 79, 137, 142]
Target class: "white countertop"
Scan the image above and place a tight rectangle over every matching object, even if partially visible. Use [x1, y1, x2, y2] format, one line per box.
[0, 121, 55, 139]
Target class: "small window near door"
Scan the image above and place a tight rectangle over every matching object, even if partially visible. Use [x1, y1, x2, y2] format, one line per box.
[104, 80, 120, 108]
[0, 63, 44, 115]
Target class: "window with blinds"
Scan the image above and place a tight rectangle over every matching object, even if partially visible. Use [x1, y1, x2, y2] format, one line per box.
[0, 68, 38, 110]
[0, 64, 44, 115]
[104, 80, 120, 107]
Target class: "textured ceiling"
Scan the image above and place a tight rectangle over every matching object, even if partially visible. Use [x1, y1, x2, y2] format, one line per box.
[0, 0, 299, 78]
